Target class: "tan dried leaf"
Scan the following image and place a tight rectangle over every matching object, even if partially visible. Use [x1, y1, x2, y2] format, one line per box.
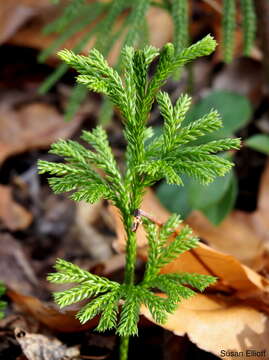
[15, 327, 80, 360]
[0, 185, 32, 231]
[8, 290, 97, 333]
[0, 101, 82, 164]
[0, 0, 52, 44]
[141, 294, 269, 360]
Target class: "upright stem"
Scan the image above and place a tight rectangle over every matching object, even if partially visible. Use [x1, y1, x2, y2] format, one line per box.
[119, 209, 138, 360]
[124, 227, 137, 284]
[119, 336, 130, 360]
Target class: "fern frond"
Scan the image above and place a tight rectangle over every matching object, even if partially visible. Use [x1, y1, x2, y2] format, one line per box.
[149, 276, 196, 303]
[139, 287, 168, 324]
[137, 160, 183, 185]
[96, 288, 122, 332]
[48, 258, 115, 285]
[159, 273, 217, 292]
[156, 91, 174, 153]
[76, 291, 116, 324]
[116, 287, 141, 336]
[146, 35, 216, 115]
[174, 109, 222, 145]
[53, 280, 118, 308]
[158, 225, 198, 268]
[81, 127, 123, 187]
[158, 214, 182, 246]
[179, 138, 241, 156]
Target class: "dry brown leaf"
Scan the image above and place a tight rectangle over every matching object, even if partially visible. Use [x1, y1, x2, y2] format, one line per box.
[15, 327, 80, 360]
[0, 100, 82, 164]
[0, 0, 52, 44]
[0, 185, 32, 231]
[0, 234, 38, 295]
[8, 290, 97, 333]
[141, 294, 269, 360]
[76, 201, 113, 260]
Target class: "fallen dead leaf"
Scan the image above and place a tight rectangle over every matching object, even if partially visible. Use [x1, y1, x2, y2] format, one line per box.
[0, 234, 39, 295]
[8, 290, 97, 333]
[141, 294, 269, 360]
[15, 327, 80, 360]
[0, 185, 32, 231]
[75, 201, 113, 261]
[0, 0, 52, 44]
[0, 98, 82, 164]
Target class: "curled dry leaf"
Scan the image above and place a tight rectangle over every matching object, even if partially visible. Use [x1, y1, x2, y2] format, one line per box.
[15, 327, 80, 360]
[8, 290, 97, 333]
[0, 185, 32, 231]
[141, 294, 269, 360]
[0, 100, 82, 164]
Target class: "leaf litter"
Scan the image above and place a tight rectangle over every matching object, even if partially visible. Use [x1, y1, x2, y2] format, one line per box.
[1, 3, 269, 359]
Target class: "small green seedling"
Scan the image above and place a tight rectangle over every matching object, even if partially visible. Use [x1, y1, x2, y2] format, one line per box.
[38, 35, 240, 360]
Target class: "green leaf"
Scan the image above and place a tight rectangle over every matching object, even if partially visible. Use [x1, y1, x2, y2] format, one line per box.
[188, 170, 233, 209]
[245, 134, 269, 155]
[156, 171, 236, 223]
[185, 91, 252, 140]
[202, 172, 238, 225]
[156, 176, 192, 219]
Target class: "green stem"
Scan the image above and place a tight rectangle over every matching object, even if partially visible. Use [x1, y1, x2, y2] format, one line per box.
[124, 225, 136, 286]
[119, 336, 130, 360]
[119, 192, 140, 359]
[119, 225, 136, 360]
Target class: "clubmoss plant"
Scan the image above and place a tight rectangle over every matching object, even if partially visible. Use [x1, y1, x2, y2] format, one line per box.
[38, 35, 240, 360]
